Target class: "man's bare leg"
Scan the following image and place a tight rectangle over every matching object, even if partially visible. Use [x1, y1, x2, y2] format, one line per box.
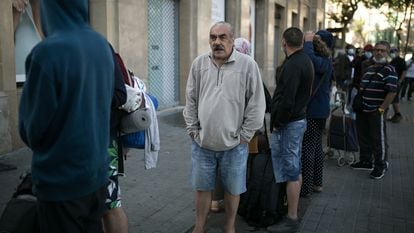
[192, 191, 212, 233]
[102, 207, 128, 233]
[286, 176, 301, 220]
[393, 103, 401, 115]
[223, 192, 240, 233]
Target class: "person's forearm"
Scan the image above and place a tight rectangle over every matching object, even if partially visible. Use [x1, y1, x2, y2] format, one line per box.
[13, 8, 21, 32]
[380, 93, 397, 110]
[399, 71, 406, 84]
[31, 0, 44, 38]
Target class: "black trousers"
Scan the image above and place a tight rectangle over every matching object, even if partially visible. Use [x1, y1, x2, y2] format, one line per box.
[400, 78, 414, 99]
[37, 185, 106, 233]
[356, 111, 388, 169]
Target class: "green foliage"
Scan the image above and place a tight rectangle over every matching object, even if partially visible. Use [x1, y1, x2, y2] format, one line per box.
[328, 0, 362, 29]
[365, 0, 411, 11]
[329, 0, 412, 54]
[328, 0, 411, 29]
[351, 19, 367, 45]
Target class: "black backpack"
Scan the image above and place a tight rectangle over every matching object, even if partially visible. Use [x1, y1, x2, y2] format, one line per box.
[0, 172, 39, 233]
[238, 125, 287, 228]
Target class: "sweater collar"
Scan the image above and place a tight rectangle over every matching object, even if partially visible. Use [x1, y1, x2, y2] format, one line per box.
[209, 48, 237, 66]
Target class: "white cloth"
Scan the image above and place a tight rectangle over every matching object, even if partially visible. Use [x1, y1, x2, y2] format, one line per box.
[143, 93, 160, 169]
[329, 86, 338, 108]
[120, 76, 145, 113]
[348, 55, 355, 79]
[121, 85, 143, 113]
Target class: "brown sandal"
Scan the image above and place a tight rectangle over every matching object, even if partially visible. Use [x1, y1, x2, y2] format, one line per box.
[313, 186, 323, 192]
[210, 200, 224, 212]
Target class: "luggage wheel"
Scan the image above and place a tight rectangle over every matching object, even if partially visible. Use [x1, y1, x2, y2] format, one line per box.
[337, 156, 346, 167]
[346, 153, 356, 164]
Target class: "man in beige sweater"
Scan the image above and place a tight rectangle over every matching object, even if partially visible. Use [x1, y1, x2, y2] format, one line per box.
[183, 21, 266, 233]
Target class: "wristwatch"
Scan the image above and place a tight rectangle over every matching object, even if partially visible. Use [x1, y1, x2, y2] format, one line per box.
[378, 107, 385, 114]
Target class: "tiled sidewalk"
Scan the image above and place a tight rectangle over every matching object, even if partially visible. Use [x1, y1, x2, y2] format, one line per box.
[201, 101, 414, 233]
[1, 102, 413, 233]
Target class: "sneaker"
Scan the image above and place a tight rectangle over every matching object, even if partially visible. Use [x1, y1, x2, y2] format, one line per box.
[300, 191, 312, 198]
[370, 167, 385, 180]
[391, 113, 403, 123]
[267, 216, 299, 233]
[350, 161, 373, 171]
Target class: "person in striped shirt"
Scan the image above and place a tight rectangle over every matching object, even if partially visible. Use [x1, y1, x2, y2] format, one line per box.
[350, 40, 398, 180]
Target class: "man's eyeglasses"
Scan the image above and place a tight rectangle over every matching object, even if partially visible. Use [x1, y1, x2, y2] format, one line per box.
[374, 48, 387, 53]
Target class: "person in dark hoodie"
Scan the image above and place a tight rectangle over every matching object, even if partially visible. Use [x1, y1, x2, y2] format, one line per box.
[18, 1, 115, 232]
[300, 30, 334, 197]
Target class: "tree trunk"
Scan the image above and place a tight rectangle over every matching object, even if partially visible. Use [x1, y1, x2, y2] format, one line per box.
[404, 3, 413, 55]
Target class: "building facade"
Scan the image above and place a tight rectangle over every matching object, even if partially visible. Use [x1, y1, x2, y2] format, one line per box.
[0, 0, 326, 154]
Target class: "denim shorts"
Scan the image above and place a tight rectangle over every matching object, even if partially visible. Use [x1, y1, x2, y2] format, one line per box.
[271, 119, 307, 183]
[190, 141, 248, 195]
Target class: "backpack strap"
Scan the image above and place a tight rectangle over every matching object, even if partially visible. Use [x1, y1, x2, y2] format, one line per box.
[114, 53, 134, 87]
[117, 131, 125, 175]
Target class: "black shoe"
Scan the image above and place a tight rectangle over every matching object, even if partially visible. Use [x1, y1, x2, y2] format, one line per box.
[350, 161, 373, 171]
[391, 114, 402, 123]
[300, 191, 312, 198]
[267, 216, 299, 233]
[370, 167, 386, 180]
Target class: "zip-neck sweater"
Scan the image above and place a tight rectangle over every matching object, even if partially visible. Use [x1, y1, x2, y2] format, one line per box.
[183, 50, 266, 151]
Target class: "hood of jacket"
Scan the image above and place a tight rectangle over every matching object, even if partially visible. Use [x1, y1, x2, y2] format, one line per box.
[40, 0, 89, 37]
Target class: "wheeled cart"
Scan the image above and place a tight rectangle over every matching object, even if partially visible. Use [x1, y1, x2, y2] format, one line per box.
[326, 91, 359, 166]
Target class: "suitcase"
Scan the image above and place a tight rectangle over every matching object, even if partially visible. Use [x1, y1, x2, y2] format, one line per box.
[238, 126, 287, 228]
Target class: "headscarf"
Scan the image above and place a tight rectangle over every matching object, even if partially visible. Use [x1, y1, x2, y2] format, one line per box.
[234, 38, 251, 56]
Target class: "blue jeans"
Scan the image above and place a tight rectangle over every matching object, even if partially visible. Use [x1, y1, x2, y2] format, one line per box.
[270, 119, 307, 183]
[190, 142, 248, 195]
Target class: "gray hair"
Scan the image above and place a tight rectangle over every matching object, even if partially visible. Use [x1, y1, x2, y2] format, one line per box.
[210, 21, 234, 38]
[375, 40, 390, 53]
